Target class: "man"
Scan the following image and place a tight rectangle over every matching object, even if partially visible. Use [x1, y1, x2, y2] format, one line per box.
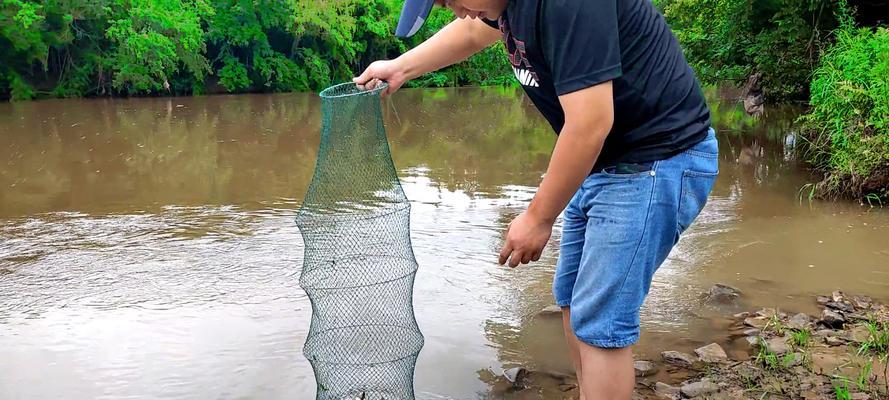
[354, 0, 719, 398]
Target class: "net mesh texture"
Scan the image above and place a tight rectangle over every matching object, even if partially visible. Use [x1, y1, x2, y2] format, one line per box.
[296, 82, 424, 400]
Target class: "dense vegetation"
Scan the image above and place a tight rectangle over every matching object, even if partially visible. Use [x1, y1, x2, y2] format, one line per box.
[800, 23, 888, 202]
[3, 0, 879, 102]
[0, 0, 510, 100]
[656, 0, 843, 101]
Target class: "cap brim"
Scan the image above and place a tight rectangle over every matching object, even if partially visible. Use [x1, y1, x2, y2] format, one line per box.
[395, 0, 435, 38]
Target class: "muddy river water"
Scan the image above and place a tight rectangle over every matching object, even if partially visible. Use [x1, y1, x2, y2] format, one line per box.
[0, 88, 887, 399]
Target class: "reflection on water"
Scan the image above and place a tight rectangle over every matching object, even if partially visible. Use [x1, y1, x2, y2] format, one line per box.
[1, 88, 887, 399]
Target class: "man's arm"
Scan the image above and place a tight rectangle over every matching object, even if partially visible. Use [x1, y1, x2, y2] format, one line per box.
[398, 17, 501, 80]
[529, 82, 614, 223]
[499, 82, 614, 267]
[354, 18, 501, 95]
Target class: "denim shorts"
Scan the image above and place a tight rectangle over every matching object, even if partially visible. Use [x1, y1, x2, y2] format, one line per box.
[553, 128, 719, 348]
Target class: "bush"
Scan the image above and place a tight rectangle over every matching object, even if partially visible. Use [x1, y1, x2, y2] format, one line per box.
[800, 25, 889, 201]
[658, 0, 844, 102]
[0, 0, 512, 100]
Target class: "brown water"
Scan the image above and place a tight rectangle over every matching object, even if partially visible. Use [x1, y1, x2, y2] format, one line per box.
[0, 88, 886, 399]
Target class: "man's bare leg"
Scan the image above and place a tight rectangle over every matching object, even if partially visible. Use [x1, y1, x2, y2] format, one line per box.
[577, 340, 634, 400]
[561, 307, 586, 400]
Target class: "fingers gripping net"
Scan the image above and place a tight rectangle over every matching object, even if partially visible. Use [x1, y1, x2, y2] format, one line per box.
[296, 82, 424, 400]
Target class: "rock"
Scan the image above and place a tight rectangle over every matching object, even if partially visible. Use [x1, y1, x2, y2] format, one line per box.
[756, 308, 777, 318]
[733, 311, 751, 318]
[826, 300, 855, 313]
[832, 290, 845, 302]
[741, 73, 765, 117]
[655, 382, 680, 399]
[820, 309, 845, 328]
[744, 317, 768, 329]
[537, 305, 563, 316]
[503, 367, 528, 387]
[745, 336, 759, 346]
[811, 347, 847, 374]
[706, 284, 742, 304]
[851, 295, 872, 310]
[743, 93, 765, 116]
[814, 329, 835, 337]
[850, 393, 869, 400]
[786, 313, 811, 330]
[632, 391, 646, 400]
[849, 324, 871, 343]
[661, 350, 696, 368]
[765, 337, 791, 355]
[824, 335, 845, 346]
[695, 343, 728, 363]
[742, 328, 760, 336]
[680, 380, 719, 398]
[634, 360, 658, 377]
[816, 295, 831, 305]
[845, 311, 868, 322]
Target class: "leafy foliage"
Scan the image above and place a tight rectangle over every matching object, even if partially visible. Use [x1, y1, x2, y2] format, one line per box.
[0, 0, 511, 100]
[799, 22, 889, 200]
[657, 0, 847, 101]
[105, 0, 212, 93]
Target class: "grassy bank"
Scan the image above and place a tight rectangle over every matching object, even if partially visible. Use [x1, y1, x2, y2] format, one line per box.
[655, 0, 887, 201]
[799, 25, 889, 203]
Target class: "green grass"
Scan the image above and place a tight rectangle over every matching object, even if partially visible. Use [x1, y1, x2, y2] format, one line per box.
[864, 193, 884, 208]
[857, 320, 889, 360]
[855, 360, 872, 391]
[799, 25, 889, 201]
[755, 337, 796, 371]
[798, 183, 819, 204]
[791, 329, 812, 349]
[764, 313, 786, 336]
[834, 380, 852, 400]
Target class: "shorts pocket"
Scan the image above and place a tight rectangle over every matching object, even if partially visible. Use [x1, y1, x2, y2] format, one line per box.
[677, 169, 717, 233]
[598, 162, 656, 179]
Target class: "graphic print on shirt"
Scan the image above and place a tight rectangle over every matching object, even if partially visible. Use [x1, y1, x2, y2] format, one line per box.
[498, 15, 539, 87]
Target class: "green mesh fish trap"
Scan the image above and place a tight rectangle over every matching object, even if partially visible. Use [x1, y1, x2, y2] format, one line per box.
[296, 82, 424, 400]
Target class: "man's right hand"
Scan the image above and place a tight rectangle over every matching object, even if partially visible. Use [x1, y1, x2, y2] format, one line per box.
[353, 59, 408, 97]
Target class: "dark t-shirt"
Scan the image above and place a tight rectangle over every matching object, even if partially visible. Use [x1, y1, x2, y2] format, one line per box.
[483, 0, 711, 170]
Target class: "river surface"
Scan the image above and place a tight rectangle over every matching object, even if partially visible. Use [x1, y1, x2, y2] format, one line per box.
[0, 88, 887, 399]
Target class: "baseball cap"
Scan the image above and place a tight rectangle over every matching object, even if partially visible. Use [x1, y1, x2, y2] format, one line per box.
[395, 0, 436, 37]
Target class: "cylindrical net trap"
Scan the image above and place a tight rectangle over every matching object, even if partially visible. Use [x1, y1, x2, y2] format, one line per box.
[296, 82, 424, 400]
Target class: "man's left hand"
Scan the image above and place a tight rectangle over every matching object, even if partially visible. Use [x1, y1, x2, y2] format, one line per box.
[498, 211, 553, 268]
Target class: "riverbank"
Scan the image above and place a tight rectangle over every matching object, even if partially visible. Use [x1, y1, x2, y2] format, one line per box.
[494, 289, 888, 399]
[799, 26, 889, 204]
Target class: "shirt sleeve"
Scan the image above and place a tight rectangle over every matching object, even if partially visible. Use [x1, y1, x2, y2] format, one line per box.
[541, 0, 622, 95]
